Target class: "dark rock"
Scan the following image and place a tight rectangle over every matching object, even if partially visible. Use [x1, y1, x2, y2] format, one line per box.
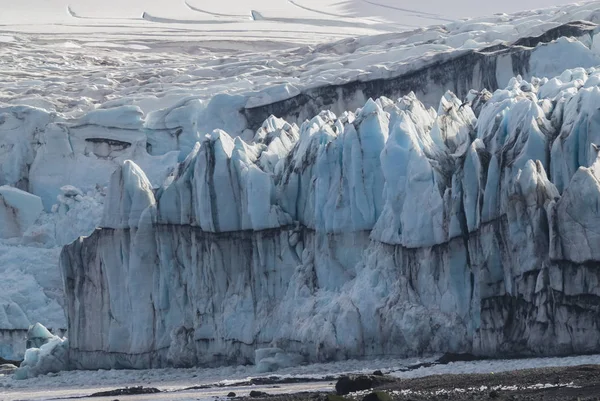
[336, 374, 396, 395]
[372, 370, 383, 376]
[90, 387, 160, 397]
[0, 357, 21, 367]
[436, 352, 481, 364]
[249, 390, 269, 397]
[362, 392, 392, 401]
[228, 392, 237, 397]
[489, 390, 499, 398]
[336, 375, 373, 395]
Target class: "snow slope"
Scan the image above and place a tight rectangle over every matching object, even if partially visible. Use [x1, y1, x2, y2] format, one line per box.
[0, 0, 587, 43]
[3, 0, 600, 371]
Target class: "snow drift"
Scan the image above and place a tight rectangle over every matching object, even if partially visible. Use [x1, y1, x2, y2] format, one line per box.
[61, 69, 600, 370]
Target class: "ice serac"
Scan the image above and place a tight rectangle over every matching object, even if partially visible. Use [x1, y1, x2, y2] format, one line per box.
[0, 185, 43, 239]
[0, 106, 52, 191]
[278, 99, 389, 232]
[61, 66, 600, 370]
[550, 155, 600, 264]
[102, 160, 155, 230]
[157, 126, 292, 231]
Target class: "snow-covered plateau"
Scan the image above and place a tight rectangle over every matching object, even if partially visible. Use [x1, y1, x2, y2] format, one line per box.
[3, 0, 600, 380]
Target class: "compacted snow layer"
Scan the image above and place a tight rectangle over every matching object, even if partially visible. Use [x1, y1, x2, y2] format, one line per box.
[0, 0, 587, 44]
[61, 63, 600, 370]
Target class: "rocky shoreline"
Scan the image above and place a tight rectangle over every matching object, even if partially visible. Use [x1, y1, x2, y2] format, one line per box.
[245, 365, 600, 401]
[43, 362, 600, 400]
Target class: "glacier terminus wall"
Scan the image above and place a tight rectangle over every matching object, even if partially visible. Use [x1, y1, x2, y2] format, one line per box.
[61, 67, 600, 369]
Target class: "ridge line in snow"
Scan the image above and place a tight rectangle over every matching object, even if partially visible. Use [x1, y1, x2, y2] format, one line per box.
[141, 12, 238, 24]
[67, 5, 88, 19]
[184, 0, 251, 19]
[287, 0, 352, 19]
[66, 5, 139, 20]
[249, 10, 409, 30]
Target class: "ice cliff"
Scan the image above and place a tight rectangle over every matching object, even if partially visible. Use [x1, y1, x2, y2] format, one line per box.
[61, 69, 600, 370]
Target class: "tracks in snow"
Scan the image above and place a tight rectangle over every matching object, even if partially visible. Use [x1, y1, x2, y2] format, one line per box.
[67, 2, 404, 33]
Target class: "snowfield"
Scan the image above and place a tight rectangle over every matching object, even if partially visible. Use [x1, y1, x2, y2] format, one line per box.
[1, 0, 590, 42]
[4, 0, 600, 392]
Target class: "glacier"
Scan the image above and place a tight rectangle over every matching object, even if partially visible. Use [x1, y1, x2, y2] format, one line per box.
[60, 70, 600, 370]
[4, 0, 600, 375]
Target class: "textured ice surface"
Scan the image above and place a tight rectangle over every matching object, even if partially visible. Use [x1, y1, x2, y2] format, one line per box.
[0, 186, 43, 239]
[60, 67, 600, 371]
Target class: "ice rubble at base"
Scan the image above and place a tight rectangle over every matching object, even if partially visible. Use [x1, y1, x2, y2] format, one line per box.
[59, 68, 600, 373]
[13, 323, 68, 380]
[254, 348, 305, 373]
[0, 184, 105, 362]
